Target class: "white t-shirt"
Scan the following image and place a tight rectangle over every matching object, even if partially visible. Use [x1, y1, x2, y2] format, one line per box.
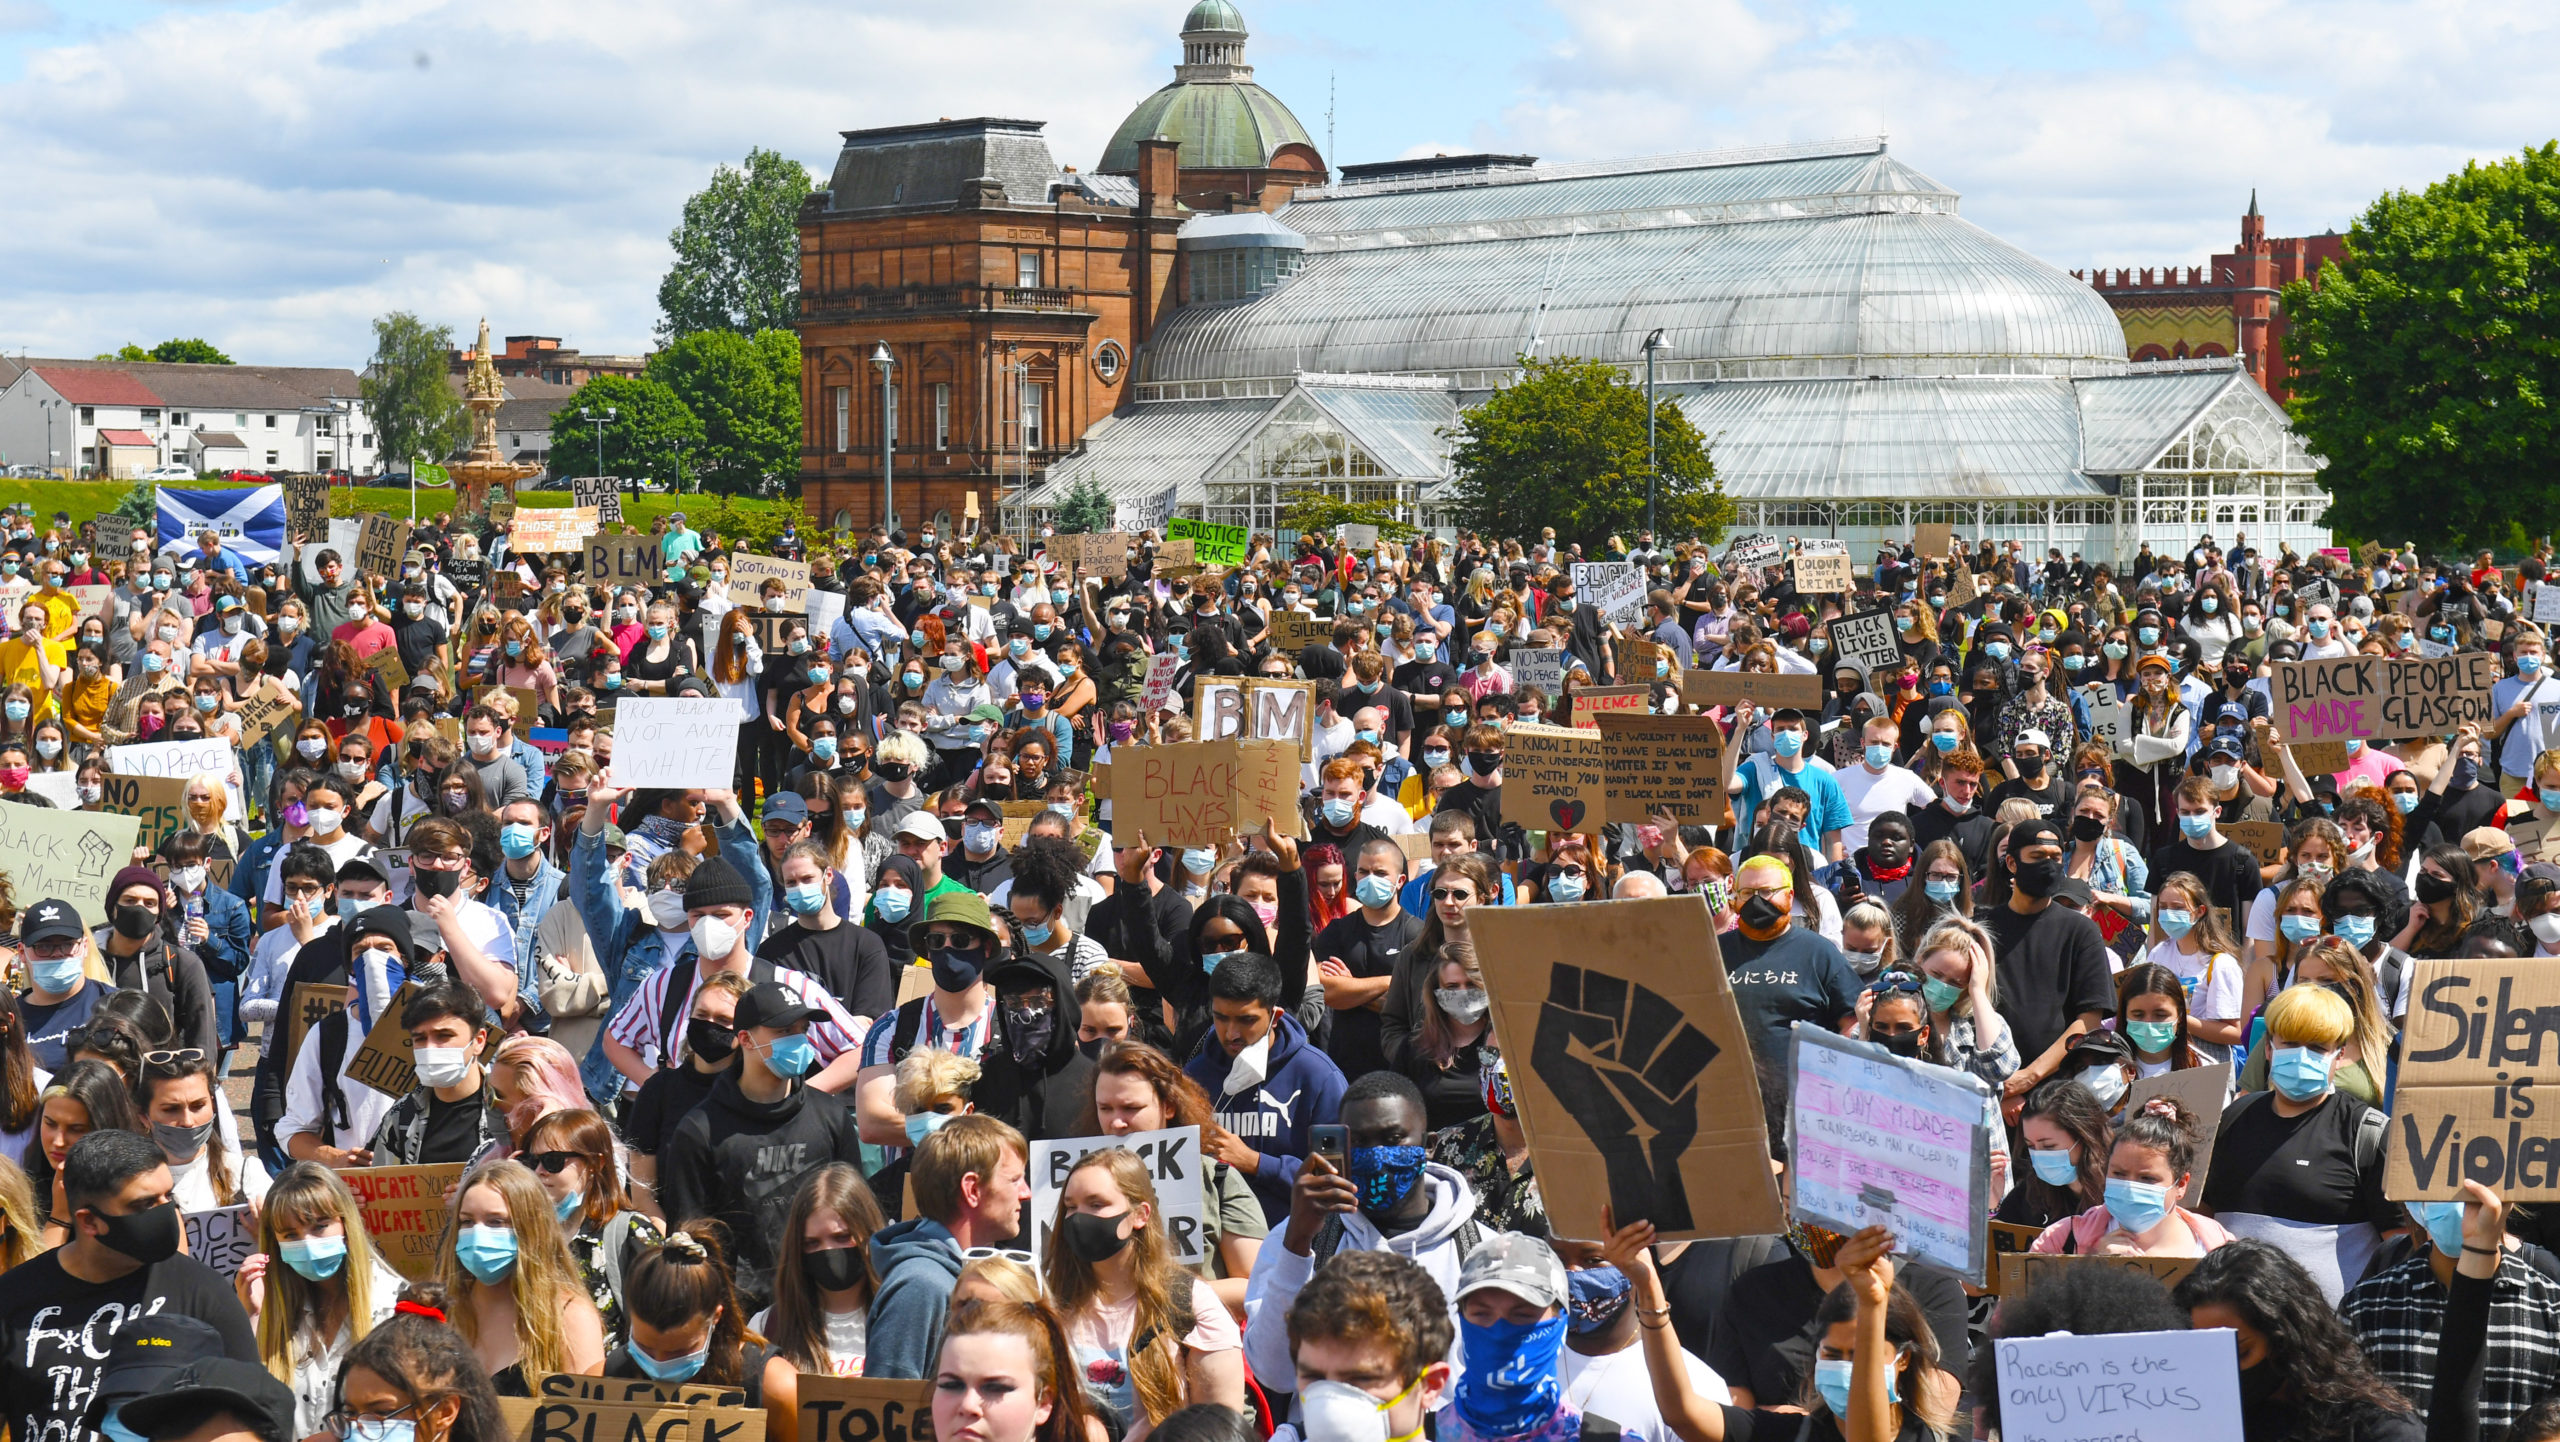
[1560, 1342, 1729, 1442]
[1833, 763, 1936, 852]
[2138, 937, 2243, 1065]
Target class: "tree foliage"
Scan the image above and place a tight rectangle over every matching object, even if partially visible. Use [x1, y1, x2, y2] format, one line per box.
[657, 148, 813, 341]
[1052, 476, 1115, 534]
[645, 329, 801, 495]
[361, 313, 469, 468]
[150, 338, 232, 365]
[547, 376, 704, 486]
[97, 345, 149, 362]
[2285, 143, 2560, 548]
[1278, 492, 1418, 541]
[1444, 355, 1726, 549]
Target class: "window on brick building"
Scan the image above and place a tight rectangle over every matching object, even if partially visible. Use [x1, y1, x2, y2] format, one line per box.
[1021, 383, 1043, 452]
[935, 384, 951, 450]
[833, 386, 850, 453]
[1018, 252, 1041, 288]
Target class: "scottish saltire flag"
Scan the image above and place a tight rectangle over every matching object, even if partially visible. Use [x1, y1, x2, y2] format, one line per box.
[157, 484, 286, 563]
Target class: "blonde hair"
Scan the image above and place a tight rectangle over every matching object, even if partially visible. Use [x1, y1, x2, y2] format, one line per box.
[1912, 916, 1999, 1016]
[894, 1047, 981, 1113]
[437, 1159, 592, 1377]
[0, 1156, 41, 1271]
[955, 1253, 1043, 1308]
[259, 1162, 389, 1384]
[910, 1114, 1027, 1224]
[2265, 982, 2355, 1052]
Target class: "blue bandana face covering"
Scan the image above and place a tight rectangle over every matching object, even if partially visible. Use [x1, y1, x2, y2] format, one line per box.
[1346, 1144, 1427, 1214]
[1454, 1314, 1568, 1437]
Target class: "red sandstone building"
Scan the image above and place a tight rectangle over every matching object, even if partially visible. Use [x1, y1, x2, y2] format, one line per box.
[2075, 193, 2345, 401]
[793, 0, 1326, 533]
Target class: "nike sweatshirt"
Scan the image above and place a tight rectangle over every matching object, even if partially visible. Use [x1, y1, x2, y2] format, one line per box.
[658, 1071, 865, 1315]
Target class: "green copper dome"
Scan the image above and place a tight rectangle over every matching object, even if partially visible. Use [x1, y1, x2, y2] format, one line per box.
[1097, 2, 1323, 175]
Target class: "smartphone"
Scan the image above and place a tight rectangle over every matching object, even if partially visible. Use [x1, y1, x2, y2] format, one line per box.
[1312, 1124, 1346, 1169]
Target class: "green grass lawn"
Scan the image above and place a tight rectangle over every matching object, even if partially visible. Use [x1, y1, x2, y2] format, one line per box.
[0, 478, 813, 547]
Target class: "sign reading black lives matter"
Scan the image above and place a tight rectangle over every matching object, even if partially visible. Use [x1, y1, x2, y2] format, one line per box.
[569, 474, 625, 526]
[1827, 608, 1902, 680]
[1471, 895, 1784, 1241]
[2387, 958, 2560, 1199]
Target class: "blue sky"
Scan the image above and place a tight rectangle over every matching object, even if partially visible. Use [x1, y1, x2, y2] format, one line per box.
[0, 0, 2545, 367]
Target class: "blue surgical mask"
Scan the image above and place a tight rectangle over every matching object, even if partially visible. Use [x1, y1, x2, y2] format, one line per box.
[2278, 914, 2323, 943]
[1923, 877, 1961, 904]
[2270, 1045, 2335, 1101]
[455, 1224, 519, 1282]
[1814, 1357, 1897, 1419]
[1931, 730, 1958, 752]
[1772, 729, 1804, 757]
[1181, 847, 1217, 875]
[2157, 908, 2193, 937]
[2125, 1019, 2180, 1054]
[2137, 627, 2160, 646]
[1864, 743, 1892, 769]
[30, 956, 81, 993]
[812, 737, 839, 762]
[763, 1033, 817, 1079]
[1354, 874, 1398, 910]
[905, 1110, 954, 1145]
[1920, 975, 1963, 1012]
[101, 1411, 148, 1442]
[785, 882, 828, 916]
[1321, 797, 1357, 827]
[1021, 918, 1054, 946]
[1423, 748, 1450, 768]
[2178, 813, 2213, 839]
[278, 1233, 348, 1280]
[2028, 1148, 2078, 1186]
[1547, 872, 1586, 903]
[2332, 914, 2376, 948]
[499, 823, 540, 860]
[1354, 728, 1381, 746]
[873, 889, 912, 923]
[1983, 641, 2011, 660]
[2104, 1177, 2172, 1234]
[2415, 1200, 2469, 1259]
[553, 1189, 584, 1224]
[632, 1341, 711, 1381]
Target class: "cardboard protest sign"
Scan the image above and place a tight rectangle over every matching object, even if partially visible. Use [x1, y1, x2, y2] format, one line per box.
[1501, 722, 1609, 833]
[98, 774, 188, 853]
[496, 1394, 764, 1442]
[1615, 637, 1675, 685]
[355, 514, 412, 579]
[1512, 647, 1568, 695]
[298, 518, 361, 585]
[525, 1373, 751, 1409]
[569, 475, 625, 527]
[1725, 533, 1782, 571]
[2267, 653, 2498, 747]
[1472, 895, 1784, 1241]
[1139, 653, 1183, 713]
[0, 797, 140, 928]
[609, 698, 748, 790]
[1030, 1126, 1208, 1268]
[286, 983, 351, 1069]
[1237, 739, 1305, 838]
[346, 981, 421, 1098]
[1914, 522, 1953, 558]
[2123, 1063, 2231, 1205]
[286, 473, 329, 537]
[509, 507, 600, 554]
[1165, 517, 1247, 567]
[344, 1163, 468, 1280]
[1565, 685, 1650, 729]
[798, 1377, 934, 1442]
[1789, 1024, 1993, 1281]
[1571, 561, 1646, 628]
[726, 552, 808, 612]
[235, 675, 301, 749]
[183, 1204, 257, 1279]
[1272, 610, 1331, 653]
[1993, 1327, 2242, 1442]
[2386, 958, 2560, 1198]
[1595, 713, 1732, 827]
[109, 735, 245, 823]
[68, 584, 114, 625]
[2510, 810, 2556, 862]
[1110, 739, 1246, 848]
[1680, 669, 1825, 711]
[1946, 564, 1980, 607]
[584, 532, 660, 585]
[1826, 609, 1901, 679]
[1191, 678, 1315, 760]
[1066, 531, 1136, 573]
[2223, 821, 2286, 867]
[1152, 539, 1197, 571]
[362, 644, 410, 693]
[1792, 551, 1852, 593]
[1986, 1219, 2042, 1290]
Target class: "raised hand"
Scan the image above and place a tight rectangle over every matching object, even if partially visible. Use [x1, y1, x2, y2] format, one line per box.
[1534, 962, 1718, 1231]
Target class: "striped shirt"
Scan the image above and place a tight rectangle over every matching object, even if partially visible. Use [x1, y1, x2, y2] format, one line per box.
[603, 960, 864, 1070]
[2339, 1247, 2560, 1436]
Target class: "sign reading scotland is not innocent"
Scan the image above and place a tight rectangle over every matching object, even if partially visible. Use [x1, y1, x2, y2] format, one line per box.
[608, 699, 748, 790]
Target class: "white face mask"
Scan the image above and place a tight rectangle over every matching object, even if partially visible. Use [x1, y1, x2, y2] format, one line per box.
[691, 914, 739, 960]
[412, 1045, 473, 1089]
[2532, 912, 2560, 947]
[1301, 1381, 1403, 1442]
[2078, 1063, 2129, 1108]
[305, 807, 344, 836]
[1222, 1032, 1273, 1098]
[647, 889, 690, 930]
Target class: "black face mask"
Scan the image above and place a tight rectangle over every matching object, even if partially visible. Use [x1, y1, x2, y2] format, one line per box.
[112, 905, 158, 941]
[1060, 1210, 1133, 1264]
[2013, 857, 2064, 899]
[95, 1198, 181, 1264]
[687, 1017, 738, 1063]
[1737, 895, 1787, 932]
[412, 868, 463, 901]
[1873, 1029, 1925, 1059]
[802, 1244, 867, 1293]
[1078, 1035, 1110, 1060]
[1004, 1002, 1056, 1066]
[2070, 814, 2107, 844]
[2415, 870, 2458, 905]
[873, 761, 914, 783]
[930, 945, 987, 994]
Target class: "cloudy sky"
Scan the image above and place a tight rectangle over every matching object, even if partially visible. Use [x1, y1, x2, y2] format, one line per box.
[0, 0, 2545, 369]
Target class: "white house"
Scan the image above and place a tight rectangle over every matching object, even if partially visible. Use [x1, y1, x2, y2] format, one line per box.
[0, 357, 378, 478]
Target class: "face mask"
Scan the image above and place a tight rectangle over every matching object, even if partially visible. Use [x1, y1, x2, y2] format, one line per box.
[1546, 870, 1586, 903]
[1813, 1356, 1900, 1419]
[455, 1223, 518, 1282]
[782, 880, 829, 917]
[2028, 1148, 2078, 1186]
[2271, 912, 2326, 946]
[1565, 1265, 1633, 1335]
[1301, 1379, 1418, 1442]
[687, 1016, 738, 1063]
[2013, 856, 2063, 899]
[2525, 654, 2547, 675]
[1913, 975, 1963, 1014]
[904, 1109, 955, 1145]
[2102, 642, 2128, 660]
[1436, 986, 1489, 1023]
[2414, 1199, 2469, 1259]
[1346, 1143, 1427, 1214]
[2270, 1044, 2335, 1101]
[32, 955, 82, 993]
[804, 1244, 866, 1293]
[1060, 1208, 1135, 1264]
[2079, 1063, 2128, 1108]
[2157, 908, 2193, 938]
[2307, 620, 2329, 640]
[2178, 812, 2213, 840]
[647, 889, 690, 932]
[2103, 1177, 2172, 1234]
[1917, 875, 1962, 907]
[1929, 730, 1960, 754]
[1178, 847, 1218, 876]
[691, 914, 739, 959]
[1772, 729, 1805, 758]
[279, 1233, 349, 1281]
[873, 889, 913, 923]
[499, 823, 541, 860]
[412, 1045, 474, 1089]
[1738, 894, 1788, 934]
[113, 903, 158, 940]
[2415, 870, 2458, 905]
[2125, 1019, 2180, 1054]
[152, 1118, 213, 1163]
[1862, 742, 1894, 771]
[929, 944, 986, 993]
[762, 1033, 817, 1078]
[95, 1199, 183, 1265]
[76, 783, 100, 806]
[2210, 764, 2240, 791]
[1454, 1314, 1568, 1438]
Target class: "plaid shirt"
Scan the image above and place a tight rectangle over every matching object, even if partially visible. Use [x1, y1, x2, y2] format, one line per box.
[2340, 1247, 2560, 1435]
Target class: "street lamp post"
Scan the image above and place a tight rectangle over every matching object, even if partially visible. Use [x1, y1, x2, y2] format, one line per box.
[1004, 346, 1031, 548]
[580, 406, 618, 506]
[871, 342, 897, 533]
[1642, 328, 1670, 542]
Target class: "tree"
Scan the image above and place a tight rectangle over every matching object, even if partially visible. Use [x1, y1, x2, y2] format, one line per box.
[1444, 354, 1726, 549]
[96, 344, 149, 362]
[1279, 492, 1417, 541]
[1052, 476, 1116, 534]
[547, 376, 704, 486]
[645, 328, 801, 495]
[361, 312, 469, 469]
[2285, 143, 2560, 549]
[656, 148, 813, 341]
[149, 338, 232, 365]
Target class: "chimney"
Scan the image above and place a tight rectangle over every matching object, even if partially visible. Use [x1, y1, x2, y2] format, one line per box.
[1138, 136, 1181, 215]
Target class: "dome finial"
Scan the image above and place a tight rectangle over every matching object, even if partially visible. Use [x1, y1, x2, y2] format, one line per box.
[1181, 0, 1246, 37]
[1176, 0, 1250, 77]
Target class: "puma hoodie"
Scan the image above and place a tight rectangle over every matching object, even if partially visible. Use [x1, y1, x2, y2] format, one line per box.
[1183, 1009, 1347, 1223]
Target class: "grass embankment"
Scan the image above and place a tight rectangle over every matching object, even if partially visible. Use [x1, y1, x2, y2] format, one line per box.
[0, 479, 810, 549]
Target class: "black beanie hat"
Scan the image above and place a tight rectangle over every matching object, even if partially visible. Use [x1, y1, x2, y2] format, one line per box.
[683, 856, 753, 911]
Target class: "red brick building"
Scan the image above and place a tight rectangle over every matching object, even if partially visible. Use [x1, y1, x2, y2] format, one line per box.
[793, 0, 1325, 532]
[2075, 193, 2346, 401]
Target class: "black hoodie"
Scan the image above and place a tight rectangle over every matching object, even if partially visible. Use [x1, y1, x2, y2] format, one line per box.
[968, 944, 1095, 1142]
[659, 1070, 865, 1314]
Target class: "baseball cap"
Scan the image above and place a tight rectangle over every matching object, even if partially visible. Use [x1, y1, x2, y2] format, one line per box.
[894, 812, 946, 844]
[964, 796, 1003, 822]
[2212, 702, 2250, 726]
[2016, 728, 2052, 751]
[336, 854, 393, 888]
[119, 1358, 299, 1442]
[2203, 734, 2244, 762]
[733, 980, 819, 1033]
[2463, 826, 2518, 863]
[80, 1315, 231, 1429]
[19, 898, 82, 945]
[1456, 1232, 1568, 1310]
[762, 792, 810, 828]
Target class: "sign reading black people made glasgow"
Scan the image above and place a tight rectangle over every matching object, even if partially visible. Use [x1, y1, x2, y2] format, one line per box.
[2266, 652, 2497, 748]
[1470, 895, 1785, 1242]
[2386, 957, 2560, 1199]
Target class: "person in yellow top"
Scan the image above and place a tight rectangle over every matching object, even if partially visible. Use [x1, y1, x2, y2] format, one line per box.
[24, 557, 83, 640]
[0, 594, 69, 722]
[56, 644, 118, 746]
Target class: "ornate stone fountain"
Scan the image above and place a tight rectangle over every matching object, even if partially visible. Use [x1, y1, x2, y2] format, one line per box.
[448, 318, 547, 528]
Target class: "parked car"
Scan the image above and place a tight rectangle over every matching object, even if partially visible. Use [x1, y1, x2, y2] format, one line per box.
[1, 465, 47, 479]
[222, 469, 273, 483]
[139, 464, 196, 481]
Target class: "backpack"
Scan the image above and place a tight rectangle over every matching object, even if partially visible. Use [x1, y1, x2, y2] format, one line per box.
[2224, 1089, 2387, 1175]
[316, 1010, 356, 1144]
[594, 1211, 647, 1315]
[653, 956, 779, 1065]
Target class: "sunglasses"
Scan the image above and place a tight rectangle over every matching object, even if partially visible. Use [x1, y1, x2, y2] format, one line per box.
[1864, 974, 1924, 997]
[143, 1048, 208, 1067]
[1429, 887, 1477, 902]
[922, 932, 985, 952]
[522, 1150, 586, 1176]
